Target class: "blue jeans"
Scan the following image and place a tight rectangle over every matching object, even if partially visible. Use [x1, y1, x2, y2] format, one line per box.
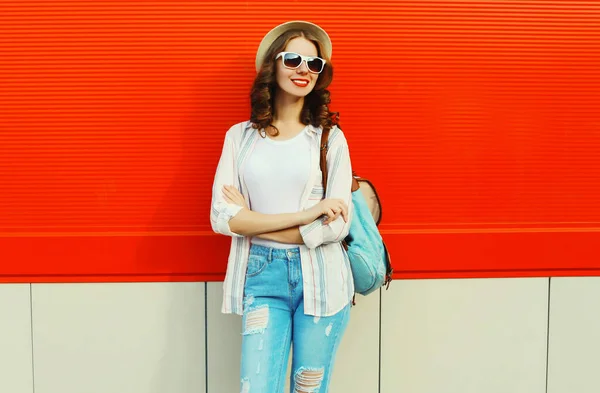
[240, 244, 351, 393]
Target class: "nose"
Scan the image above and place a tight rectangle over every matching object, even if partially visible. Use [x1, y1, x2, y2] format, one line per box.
[296, 60, 309, 74]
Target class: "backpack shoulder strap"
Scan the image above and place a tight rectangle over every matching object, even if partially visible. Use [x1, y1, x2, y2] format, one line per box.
[320, 127, 360, 194]
[320, 128, 331, 194]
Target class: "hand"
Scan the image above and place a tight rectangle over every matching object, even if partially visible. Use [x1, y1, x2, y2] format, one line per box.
[222, 185, 248, 209]
[304, 198, 349, 225]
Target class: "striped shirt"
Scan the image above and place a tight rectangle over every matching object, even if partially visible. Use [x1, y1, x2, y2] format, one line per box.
[210, 121, 355, 317]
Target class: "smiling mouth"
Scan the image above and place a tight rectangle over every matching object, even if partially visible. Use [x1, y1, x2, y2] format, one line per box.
[291, 79, 309, 87]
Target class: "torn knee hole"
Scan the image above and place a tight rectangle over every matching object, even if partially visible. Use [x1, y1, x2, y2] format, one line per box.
[243, 305, 269, 335]
[240, 378, 250, 393]
[294, 368, 324, 393]
[243, 295, 255, 308]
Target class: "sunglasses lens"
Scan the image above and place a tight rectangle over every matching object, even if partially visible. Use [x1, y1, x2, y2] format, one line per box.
[283, 53, 302, 68]
[307, 58, 324, 73]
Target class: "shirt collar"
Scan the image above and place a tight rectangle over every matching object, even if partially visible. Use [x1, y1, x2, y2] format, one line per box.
[306, 124, 323, 135]
[245, 122, 322, 136]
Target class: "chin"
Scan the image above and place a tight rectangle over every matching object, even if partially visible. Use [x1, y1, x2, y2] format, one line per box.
[287, 86, 315, 98]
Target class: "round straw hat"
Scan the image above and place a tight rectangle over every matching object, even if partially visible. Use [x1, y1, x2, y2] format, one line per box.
[255, 20, 332, 73]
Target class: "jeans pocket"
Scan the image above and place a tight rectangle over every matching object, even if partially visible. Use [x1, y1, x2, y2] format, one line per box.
[246, 254, 268, 277]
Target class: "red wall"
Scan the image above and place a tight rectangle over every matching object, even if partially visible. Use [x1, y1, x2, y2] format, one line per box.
[2, 1, 600, 283]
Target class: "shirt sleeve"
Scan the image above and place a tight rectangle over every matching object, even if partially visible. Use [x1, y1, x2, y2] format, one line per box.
[299, 128, 353, 249]
[210, 132, 244, 237]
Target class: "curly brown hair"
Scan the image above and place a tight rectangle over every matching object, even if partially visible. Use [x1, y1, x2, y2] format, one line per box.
[250, 29, 339, 137]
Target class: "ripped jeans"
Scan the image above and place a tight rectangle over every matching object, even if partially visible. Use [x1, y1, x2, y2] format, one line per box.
[240, 244, 351, 393]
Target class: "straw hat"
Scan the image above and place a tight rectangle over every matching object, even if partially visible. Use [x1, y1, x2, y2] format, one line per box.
[255, 20, 332, 72]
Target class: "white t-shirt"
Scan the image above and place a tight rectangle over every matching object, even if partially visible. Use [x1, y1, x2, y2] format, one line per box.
[243, 126, 311, 248]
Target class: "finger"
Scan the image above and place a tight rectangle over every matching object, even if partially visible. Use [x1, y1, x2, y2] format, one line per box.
[224, 186, 241, 199]
[231, 195, 245, 206]
[233, 194, 247, 206]
[223, 188, 234, 199]
[324, 208, 336, 225]
[231, 191, 245, 204]
[223, 185, 240, 195]
[329, 212, 341, 225]
[223, 188, 243, 205]
[224, 195, 237, 205]
[332, 208, 342, 222]
[328, 204, 345, 223]
[338, 203, 348, 222]
[341, 206, 348, 222]
[226, 185, 241, 196]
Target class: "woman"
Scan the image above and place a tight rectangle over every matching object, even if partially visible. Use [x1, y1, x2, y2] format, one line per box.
[210, 20, 354, 393]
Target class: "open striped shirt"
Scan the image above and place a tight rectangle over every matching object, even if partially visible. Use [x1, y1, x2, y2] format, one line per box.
[210, 121, 355, 317]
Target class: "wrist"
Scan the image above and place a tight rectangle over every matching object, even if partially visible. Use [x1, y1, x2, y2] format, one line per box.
[298, 210, 312, 226]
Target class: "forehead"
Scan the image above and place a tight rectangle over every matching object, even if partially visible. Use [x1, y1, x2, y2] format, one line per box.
[284, 36, 319, 57]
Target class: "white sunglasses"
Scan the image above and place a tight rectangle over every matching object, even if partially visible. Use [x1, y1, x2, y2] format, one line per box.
[276, 52, 327, 74]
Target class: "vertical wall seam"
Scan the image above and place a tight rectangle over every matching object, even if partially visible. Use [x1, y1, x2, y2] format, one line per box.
[545, 277, 552, 393]
[29, 284, 36, 393]
[378, 288, 383, 393]
[205, 282, 209, 393]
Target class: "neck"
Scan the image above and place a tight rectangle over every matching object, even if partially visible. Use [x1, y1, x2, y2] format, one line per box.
[273, 89, 304, 125]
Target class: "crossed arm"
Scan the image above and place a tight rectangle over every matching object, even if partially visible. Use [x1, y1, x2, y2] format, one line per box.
[221, 185, 348, 244]
[210, 130, 353, 248]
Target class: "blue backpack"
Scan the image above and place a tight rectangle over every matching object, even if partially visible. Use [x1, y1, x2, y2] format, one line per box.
[320, 129, 393, 299]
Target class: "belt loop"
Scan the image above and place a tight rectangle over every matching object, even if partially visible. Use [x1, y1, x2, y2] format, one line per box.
[268, 247, 273, 263]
